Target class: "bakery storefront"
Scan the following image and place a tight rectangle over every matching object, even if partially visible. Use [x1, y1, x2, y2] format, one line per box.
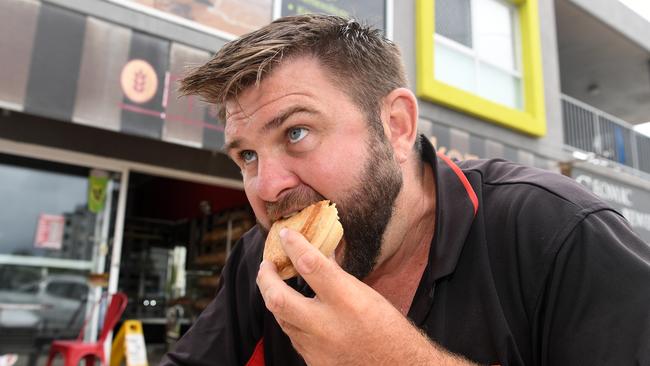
[0, 0, 263, 361]
[0, 0, 395, 362]
[0, 131, 255, 362]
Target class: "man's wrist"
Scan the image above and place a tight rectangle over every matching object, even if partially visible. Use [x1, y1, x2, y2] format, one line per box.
[392, 319, 476, 366]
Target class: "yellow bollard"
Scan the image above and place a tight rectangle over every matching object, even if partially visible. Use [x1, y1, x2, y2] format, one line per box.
[111, 320, 148, 366]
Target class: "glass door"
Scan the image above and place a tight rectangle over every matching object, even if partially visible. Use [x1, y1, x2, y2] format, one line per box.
[0, 153, 122, 355]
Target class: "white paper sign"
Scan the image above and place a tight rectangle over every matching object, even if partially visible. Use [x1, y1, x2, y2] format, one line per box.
[125, 333, 148, 366]
[34, 214, 65, 250]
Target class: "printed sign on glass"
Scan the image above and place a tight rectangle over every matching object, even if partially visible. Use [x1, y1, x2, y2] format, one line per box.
[34, 214, 65, 250]
[88, 170, 109, 214]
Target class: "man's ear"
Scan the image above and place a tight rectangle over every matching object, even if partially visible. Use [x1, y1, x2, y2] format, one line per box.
[381, 88, 419, 164]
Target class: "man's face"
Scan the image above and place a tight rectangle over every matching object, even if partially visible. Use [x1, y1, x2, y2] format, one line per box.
[224, 56, 402, 279]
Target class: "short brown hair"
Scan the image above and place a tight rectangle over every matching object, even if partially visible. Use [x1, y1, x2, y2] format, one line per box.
[179, 14, 407, 126]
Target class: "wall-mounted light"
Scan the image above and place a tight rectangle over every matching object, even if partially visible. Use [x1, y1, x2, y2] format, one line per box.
[587, 83, 601, 96]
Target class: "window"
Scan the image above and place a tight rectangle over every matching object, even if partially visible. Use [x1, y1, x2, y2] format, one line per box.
[17, 283, 39, 294]
[416, 0, 546, 136]
[46, 280, 88, 300]
[68, 283, 90, 300]
[46, 281, 72, 299]
[0, 152, 120, 345]
[278, 0, 388, 36]
[108, 0, 273, 39]
[435, 0, 521, 109]
[0, 154, 91, 260]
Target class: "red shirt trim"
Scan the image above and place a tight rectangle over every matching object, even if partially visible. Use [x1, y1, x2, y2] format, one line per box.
[245, 338, 265, 366]
[437, 153, 479, 217]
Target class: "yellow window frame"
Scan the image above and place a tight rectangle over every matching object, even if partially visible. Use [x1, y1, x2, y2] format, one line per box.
[416, 0, 546, 136]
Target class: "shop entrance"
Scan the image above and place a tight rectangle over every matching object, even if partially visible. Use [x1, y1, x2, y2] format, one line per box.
[118, 172, 253, 362]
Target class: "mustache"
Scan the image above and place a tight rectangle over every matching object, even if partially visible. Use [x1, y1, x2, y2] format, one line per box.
[265, 186, 326, 223]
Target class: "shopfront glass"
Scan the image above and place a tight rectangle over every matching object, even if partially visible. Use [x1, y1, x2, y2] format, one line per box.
[110, 0, 273, 38]
[0, 153, 121, 355]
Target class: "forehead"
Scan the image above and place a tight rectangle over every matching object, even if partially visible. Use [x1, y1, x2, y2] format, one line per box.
[223, 56, 349, 137]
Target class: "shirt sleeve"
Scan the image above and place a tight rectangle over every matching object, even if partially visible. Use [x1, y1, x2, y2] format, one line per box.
[159, 229, 265, 366]
[540, 209, 650, 365]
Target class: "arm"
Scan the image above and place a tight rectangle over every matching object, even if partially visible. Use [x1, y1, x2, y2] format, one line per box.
[256, 228, 477, 365]
[161, 231, 265, 366]
[540, 209, 650, 364]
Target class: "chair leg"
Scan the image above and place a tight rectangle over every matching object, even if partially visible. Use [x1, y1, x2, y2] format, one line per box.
[45, 350, 57, 366]
[84, 355, 96, 366]
[66, 352, 85, 366]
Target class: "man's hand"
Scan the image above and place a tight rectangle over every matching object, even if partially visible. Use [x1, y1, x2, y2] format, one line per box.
[256, 228, 473, 365]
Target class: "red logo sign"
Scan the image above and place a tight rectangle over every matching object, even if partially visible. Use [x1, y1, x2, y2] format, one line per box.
[120, 59, 158, 104]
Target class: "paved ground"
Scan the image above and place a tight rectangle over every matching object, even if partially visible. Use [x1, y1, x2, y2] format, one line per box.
[8, 343, 167, 366]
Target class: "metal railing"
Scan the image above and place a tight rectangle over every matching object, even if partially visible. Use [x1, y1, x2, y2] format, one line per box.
[562, 94, 650, 174]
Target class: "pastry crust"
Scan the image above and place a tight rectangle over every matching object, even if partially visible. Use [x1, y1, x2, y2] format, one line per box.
[263, 200, 344, 279]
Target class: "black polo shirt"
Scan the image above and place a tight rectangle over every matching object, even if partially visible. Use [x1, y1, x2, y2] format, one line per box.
[161, 136, 650, 366]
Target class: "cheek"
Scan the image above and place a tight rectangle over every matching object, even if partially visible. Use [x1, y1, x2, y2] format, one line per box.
[244, 179, 270, 226]
[300, 148, 366, 199]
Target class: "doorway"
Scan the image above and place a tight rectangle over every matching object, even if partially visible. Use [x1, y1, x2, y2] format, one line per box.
[118, 171, 254, 362]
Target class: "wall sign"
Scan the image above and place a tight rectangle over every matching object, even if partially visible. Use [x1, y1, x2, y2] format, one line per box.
[279, 0, 386, 33]
[88, 169, 109, 214]
[120, 59, 158, 105]
[572, 167, 650, 243]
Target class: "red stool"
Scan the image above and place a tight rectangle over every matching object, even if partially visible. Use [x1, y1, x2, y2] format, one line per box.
[46, 292, 128, 366]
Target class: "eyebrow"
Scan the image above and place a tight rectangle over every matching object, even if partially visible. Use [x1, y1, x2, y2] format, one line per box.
[224, 106, 319, 155]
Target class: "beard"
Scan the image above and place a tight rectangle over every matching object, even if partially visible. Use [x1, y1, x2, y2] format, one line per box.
[262, 130, 403, 280]
[337, 132, 403, 279]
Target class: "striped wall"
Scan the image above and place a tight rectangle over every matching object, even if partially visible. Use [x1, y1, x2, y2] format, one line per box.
[0, 0, 224, 151]
[0, 0, 40, 111]
[419, 118, 558, 171]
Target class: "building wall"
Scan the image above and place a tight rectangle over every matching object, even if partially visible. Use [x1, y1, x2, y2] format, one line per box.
[0, 0, 644, 179]
[568, 0, 650, 52]
[44, 0, 227, 52]
[394, 0, 565, 166]
[0, 0, 231, 154]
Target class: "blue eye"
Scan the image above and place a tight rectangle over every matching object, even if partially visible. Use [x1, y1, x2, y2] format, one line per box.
[240, 150, 257, 164]
[288, 127, 309, 143]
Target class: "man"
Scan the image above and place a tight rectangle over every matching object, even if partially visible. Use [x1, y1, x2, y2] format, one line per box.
[161, 15, 650, 365]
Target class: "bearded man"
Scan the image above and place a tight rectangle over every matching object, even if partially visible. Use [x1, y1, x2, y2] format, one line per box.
[161, 14, 650, 366]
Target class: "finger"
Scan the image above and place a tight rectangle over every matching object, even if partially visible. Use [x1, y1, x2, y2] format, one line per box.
[273, 317, 309, 358]
[276, 318, 305, 341]
[256, 260, 322, 331]
[279, 228, 355, 302]
[274, 318, 312, 359]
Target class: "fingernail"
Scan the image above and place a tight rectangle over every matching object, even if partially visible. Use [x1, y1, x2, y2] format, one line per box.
[279, 227, 288, 238]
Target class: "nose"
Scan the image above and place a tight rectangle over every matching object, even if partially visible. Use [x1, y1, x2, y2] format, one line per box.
[253, 155, 299, 203]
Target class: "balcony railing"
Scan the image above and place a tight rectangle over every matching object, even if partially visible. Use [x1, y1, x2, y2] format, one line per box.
[562, 94, 650, 174]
